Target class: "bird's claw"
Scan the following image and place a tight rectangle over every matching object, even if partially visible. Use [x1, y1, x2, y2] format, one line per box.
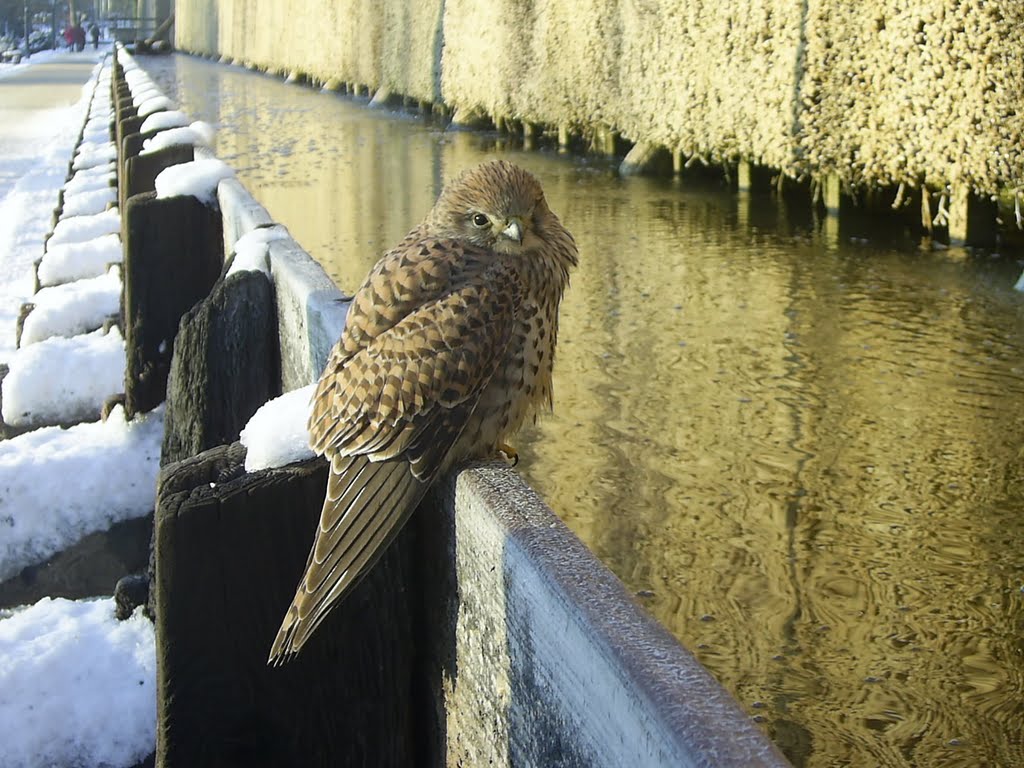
[498, 442, 519, 467]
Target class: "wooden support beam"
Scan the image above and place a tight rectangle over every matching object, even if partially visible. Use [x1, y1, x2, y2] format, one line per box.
[523, 122, 537, 150]
[672, 149, 684, 176]
[619, 142, 659, 176]
[122, 192, 223, 418]
[557, 124, 570, 153]
[161, 269, 280, 466]
[154, 444, 416, 767]
[948, 187, 997, 247]
[737, 161, 775, 193]
[594, 124, 618, 156]
[823, 174, 844, 217]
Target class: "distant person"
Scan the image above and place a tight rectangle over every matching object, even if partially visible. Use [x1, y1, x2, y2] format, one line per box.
[63, 25, 73, 48]
[89, 22, 99, 49]
[73, 23, 85, 51]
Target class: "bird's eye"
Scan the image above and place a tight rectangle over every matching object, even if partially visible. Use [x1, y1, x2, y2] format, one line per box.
[471, 213, 489, 228]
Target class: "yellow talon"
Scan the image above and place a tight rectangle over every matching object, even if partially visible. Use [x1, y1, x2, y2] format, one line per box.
[498, 442, 519, 467]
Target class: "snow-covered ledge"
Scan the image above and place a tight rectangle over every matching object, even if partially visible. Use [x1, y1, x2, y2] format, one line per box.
[216, 179, 789, 767]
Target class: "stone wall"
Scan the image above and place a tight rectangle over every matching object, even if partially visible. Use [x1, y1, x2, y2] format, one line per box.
[174, 0, 1024, 196]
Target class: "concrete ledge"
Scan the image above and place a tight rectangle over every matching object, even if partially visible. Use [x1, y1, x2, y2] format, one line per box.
[424, 465, 789, 767]
[211, 175, 348, 391]
[216, 175, 275, 252]
[266, 237, 350, 392]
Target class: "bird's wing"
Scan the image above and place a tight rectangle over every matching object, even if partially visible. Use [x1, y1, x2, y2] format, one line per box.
[310, 272, 520, 474]
[309, 238, 521, 477]
[268, 452, 428, 662]
[270, 246, 521, 663]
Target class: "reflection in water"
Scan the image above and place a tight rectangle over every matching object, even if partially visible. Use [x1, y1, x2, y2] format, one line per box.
[145, 54, 1024, 767]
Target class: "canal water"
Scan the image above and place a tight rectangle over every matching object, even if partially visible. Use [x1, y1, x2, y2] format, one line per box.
[142, 53, 1024, 767]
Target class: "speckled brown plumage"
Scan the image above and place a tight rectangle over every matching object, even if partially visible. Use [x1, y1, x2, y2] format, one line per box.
[269, 160, 578, 663]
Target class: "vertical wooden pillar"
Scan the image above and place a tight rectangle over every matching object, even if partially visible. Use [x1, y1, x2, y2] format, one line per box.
[671, 149, 684, 176]
[594, 124, 618, 156]
[736, 161, 774, 193]
[122, 192, 223, 418]
[737, 161, 753, 192]
[154, 444, 416, 767]
[557, 124, 570, 153]
[948, 188, 997, 247]
[523, 122, 537, 151]
[161, 270, 280, 466]
[823, 174, 844, 217]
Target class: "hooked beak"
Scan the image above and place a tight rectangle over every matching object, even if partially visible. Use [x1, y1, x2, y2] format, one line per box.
[501, 218, 524, 244]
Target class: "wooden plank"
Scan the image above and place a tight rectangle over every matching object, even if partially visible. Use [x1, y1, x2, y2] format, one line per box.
[266, 237, 350, 390]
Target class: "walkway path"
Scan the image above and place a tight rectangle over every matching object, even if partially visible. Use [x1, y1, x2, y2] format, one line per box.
[0, 48, 108, 358]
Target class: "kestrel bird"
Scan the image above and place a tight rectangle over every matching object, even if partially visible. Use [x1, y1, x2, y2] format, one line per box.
[269, 160, 578, 663]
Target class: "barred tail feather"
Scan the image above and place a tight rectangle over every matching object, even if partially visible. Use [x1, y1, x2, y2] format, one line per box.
[268, 454, 427, 664]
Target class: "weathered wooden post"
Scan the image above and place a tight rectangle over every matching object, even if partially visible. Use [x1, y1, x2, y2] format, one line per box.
[557, 124, 571, 154]
[122, 144, 195, 203]
[948, 188, 997, 247]
[153, 443, 417, 767]
[594, 123, 619, 156]
[161, 268, 281, 465]
[619, 142, 661, 176]
[823, 174, 845, 217]
[737, 160, 773, 193]
[122, 191, 223, 418]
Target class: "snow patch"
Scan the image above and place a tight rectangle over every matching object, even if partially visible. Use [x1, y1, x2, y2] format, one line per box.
[64, 162, 116, 193]
[20, 267, 121, 345]
[61, 184, 116, 218]
[240, 384, 317, 471]
[154, 158, 234, 205]
[1, 327, 126, 427]
[38, 232, 122, 287]
[136, 95, 174, 118]
[141, 125, 209, 155]
[72, 141, 117, 172]
[139, 109, 189, 134]
[227, 225, 290, 277]
[0, 404, 163, 580]
[48, 207, 120, 247]
[0, 597, 156, 768]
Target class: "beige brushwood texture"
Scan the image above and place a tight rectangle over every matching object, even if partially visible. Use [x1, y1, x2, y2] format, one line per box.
[268, 161, 578, 662]
[175, 0, 1024, 195]
[801, 1, 1024, 195]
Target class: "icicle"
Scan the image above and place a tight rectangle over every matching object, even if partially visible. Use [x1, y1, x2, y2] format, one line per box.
[891, 182, 905, 210]
[933, 194, 949, 228]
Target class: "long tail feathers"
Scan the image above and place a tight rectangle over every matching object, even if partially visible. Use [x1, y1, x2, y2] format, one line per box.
[268, 453, 427, 665]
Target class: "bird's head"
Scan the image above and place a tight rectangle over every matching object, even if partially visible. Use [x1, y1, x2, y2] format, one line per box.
[428, 160, 576, 264]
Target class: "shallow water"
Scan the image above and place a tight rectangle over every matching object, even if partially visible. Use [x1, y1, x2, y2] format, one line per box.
[144, 53, 1024, 767]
